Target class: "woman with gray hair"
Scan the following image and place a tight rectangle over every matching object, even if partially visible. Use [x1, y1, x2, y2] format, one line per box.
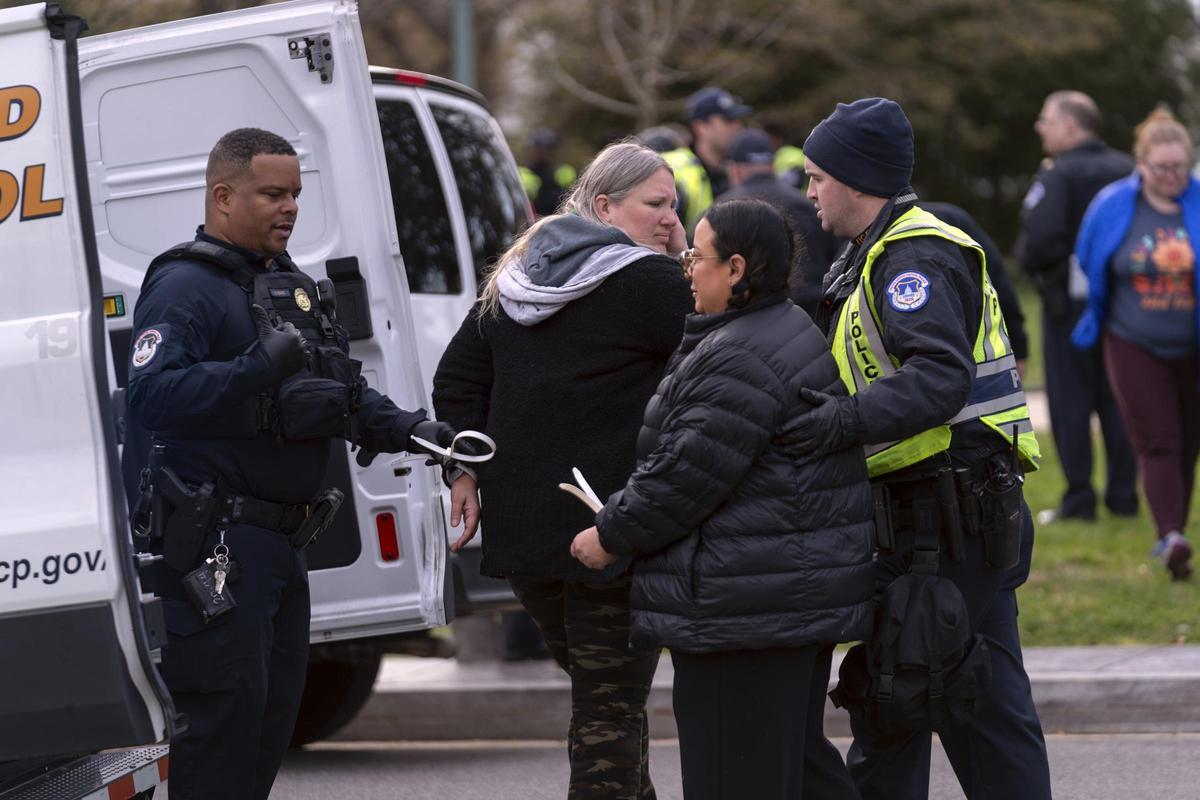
[433, 140, 692, 799]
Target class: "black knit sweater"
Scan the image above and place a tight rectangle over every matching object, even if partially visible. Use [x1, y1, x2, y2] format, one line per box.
[432, 256, 694, 581]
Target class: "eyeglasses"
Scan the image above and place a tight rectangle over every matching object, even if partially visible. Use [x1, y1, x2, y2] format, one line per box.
[1145, 161, 1191, 177]
[680, 247, 724, 277]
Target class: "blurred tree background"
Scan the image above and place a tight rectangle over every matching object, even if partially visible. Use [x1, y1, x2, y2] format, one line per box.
[7, 0, 1198, 245]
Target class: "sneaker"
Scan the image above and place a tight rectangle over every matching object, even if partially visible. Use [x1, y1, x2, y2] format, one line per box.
[1152, 532, 1193, 581]
[1035, 508, 1058, 526]
[1035, 508, 1096, 526]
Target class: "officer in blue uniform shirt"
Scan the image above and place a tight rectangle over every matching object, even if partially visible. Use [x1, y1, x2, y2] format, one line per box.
[126, 128, 460, 800]
[784, 99, 1052, 800]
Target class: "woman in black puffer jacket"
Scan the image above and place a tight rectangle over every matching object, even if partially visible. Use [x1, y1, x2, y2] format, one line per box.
[571, 199, 875, 800]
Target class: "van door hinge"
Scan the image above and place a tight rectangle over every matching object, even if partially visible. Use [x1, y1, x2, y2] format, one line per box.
[289, 32, 334, 84]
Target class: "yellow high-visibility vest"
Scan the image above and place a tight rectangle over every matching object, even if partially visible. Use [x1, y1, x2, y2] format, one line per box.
[521, 165, 577, 202]
[830, 206, 1041, 478]
[518, 166, 541, 198]
[774, 145, 806, 176]
[662, 147, 712, 234]
[553, 163, 577, 189]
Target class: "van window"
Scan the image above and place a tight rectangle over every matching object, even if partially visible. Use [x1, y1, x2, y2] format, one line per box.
[430, 104, 532, 285]
[376, 98, 460, 294]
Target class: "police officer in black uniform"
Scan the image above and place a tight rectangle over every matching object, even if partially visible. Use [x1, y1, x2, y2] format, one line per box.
[1015, 90, 1138, 523]
[784, 99, 1052, 800]
[717, 127, 839, 317]
[126, 128, 462, 800]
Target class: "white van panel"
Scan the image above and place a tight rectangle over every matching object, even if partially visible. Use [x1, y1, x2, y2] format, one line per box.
[0, 0, 172, 759]
[1, 6, 123, 618]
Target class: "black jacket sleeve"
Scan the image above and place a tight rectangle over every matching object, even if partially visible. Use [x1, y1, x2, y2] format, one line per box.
[595, 342, 783, 558]
[846, 237, 979, 446]
[1015, 165, 1073, 279]
[432, 303, 495, 434]
[354, 383, 428, 453]
[923, 201, 1028, 361]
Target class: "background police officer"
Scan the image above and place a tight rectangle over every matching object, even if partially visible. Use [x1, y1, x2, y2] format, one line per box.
[519, 127, 577, 218]
[1016, 90, 1138, 524]
[663, 86, 751, 236]
[126, 128, 459, 800]
[718, 127, 838, 317]
[785, 98, 1052, 800]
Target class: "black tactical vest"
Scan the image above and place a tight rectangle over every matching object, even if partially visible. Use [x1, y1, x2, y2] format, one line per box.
[146, 241, 363, 443]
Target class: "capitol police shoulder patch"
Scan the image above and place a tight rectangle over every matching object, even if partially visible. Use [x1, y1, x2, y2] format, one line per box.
[886, 271, 931, 312]
[131, 328, 163, 368]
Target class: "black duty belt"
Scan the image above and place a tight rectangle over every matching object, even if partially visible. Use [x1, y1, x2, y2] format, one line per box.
[221, 493, 312, 536]
[871, 466, 985, 567]
[220, 486, 345, 550]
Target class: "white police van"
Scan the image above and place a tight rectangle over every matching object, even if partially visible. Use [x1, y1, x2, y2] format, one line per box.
[1, 1, 527, 794]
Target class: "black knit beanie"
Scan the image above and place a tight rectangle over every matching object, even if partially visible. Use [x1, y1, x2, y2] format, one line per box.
[803, 97, 914, 198]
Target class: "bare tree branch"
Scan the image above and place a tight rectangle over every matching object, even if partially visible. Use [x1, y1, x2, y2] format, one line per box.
[547, 58, 640, 116]
[673, 5, 808, 82]
[599, 4, 650, 107]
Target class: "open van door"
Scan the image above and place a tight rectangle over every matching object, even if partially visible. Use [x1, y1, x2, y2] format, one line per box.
[78, 0, 448, 643]
[0, 2, 175, 760]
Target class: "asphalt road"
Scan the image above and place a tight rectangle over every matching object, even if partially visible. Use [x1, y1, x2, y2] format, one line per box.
[228, 733, 1200, 799]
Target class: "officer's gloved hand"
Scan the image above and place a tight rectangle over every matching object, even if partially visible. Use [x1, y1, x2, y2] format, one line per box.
[408, 420, 486, 464]
[251, 303, 307, 379]
[777, 387, 860, 458]
[408, 420, 457, 464]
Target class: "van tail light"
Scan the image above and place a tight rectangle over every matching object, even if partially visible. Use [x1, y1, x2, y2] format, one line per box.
[376, 513, 400, 561]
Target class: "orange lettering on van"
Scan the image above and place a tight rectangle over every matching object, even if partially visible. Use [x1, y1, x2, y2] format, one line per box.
[20, 164, 62, 220]
[0, 171, 18, 223]
[0, 86, 40, 142]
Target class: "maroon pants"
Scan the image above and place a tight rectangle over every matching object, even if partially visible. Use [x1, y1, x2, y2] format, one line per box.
[1104, 331, 1200, 537]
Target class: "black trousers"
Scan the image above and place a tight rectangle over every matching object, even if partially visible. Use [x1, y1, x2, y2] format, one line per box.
[509, 574, 660, 800]
[846, 502, 1051, 800]
[1042, 300, 1138, 517]
[150, 523, 310, 800]
[672, 644, 858, 800]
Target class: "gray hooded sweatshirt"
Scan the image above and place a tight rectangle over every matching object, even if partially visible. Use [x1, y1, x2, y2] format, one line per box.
[498, 215, 660, 326]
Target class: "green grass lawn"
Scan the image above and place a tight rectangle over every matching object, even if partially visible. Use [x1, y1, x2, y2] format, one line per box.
[1018, 437, 1200, 646]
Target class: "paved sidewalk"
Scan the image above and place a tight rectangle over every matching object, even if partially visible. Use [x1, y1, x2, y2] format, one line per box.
[334, 644, 1200, 742]
[1026, 388, 1048, 432]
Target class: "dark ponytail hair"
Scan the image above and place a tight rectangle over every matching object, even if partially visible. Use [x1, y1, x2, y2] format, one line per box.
[702, 198, 795, 309]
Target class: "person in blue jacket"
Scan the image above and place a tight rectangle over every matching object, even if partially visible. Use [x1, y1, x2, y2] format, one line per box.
[1072, 107, 1200, 580]
[126, 127, 459, 800]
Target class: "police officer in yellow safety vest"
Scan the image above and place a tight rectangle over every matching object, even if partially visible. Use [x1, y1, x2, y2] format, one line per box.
[519, 128, 577, 218]
[663, 87, 751, 237]
[782, 98, 1052, 800]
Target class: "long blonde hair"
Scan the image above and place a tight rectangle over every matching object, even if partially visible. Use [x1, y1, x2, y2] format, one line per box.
[478, 139, 670, 316]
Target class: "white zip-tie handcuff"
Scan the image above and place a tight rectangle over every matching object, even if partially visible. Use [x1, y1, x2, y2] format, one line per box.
[391, 429, 497, 469]
[557, 467, 602, 513]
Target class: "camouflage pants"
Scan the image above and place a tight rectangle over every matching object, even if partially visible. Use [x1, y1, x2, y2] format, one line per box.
[509, 575, 660, 800]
